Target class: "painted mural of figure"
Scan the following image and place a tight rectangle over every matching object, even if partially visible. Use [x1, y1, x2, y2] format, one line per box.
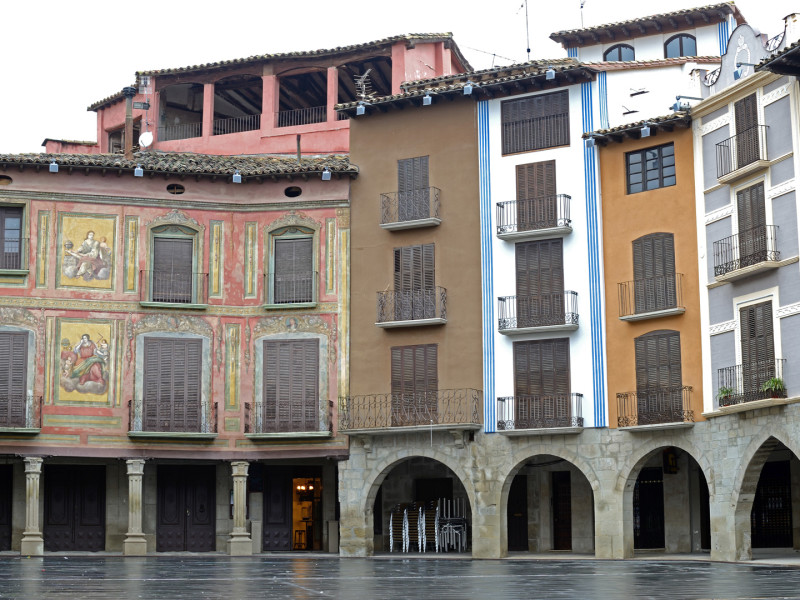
[60, 333, 109, 394]
[63, 231, 112, 281]
[71, 334, 107, 385]
[60, 338, 77, 378]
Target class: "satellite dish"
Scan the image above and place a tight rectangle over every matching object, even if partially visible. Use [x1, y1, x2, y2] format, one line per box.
[138, 131, 153, 148]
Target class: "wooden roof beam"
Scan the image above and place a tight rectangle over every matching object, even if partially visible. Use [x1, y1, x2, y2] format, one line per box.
[652, 20, 663, 32]
[638, 24, 648, 35]
[668, 17, 678, 28]
[685, 16, 694, 25]
[621, 26, 630, 36]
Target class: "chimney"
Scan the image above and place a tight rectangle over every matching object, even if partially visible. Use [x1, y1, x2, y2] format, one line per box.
[122, 86, 138, 160]
[784, 14, 800, 48]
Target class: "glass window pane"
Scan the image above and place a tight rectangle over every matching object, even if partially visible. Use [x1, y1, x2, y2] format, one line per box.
[665, 38, 680, 58]
[663, 176, 676, 187]
[620, 46, 635, 61]
[683, 36, 696, 56]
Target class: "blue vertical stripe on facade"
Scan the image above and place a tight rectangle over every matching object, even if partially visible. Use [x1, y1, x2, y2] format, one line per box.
[580, 81, 607, 428]
[718, 20, 730, 55]
[567, 47, 578, 58]
[599, 72, 609, 130]
[477, 100, 496, 433]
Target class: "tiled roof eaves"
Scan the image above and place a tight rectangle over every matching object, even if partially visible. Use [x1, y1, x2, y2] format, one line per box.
[586, 56, 721, 71]
[0, 152, 358, 180]
[87, 83, 139, 112]
[401, 57, 579, 89]
[756, 39, 800, 72]
[585, 112, 691, 141]
[40, 139, 98, 146]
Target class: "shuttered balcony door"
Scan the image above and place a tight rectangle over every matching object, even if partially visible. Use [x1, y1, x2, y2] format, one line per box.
[515, 239, 564, 328]
[390, 344, 438, 426]
[516, 160, 556, 232]
[0, 332, 27, 428]
[262, 339, 319, 433]
[152, 237, 193, 303]
[273, 238, 313, 304]
[397, 156, 430, 222]
[634, 330, 682, 421]
[143, 338, 202, 432]
[740, 301, 775, 393]
[632, 233, 676, 313]
[513, 339, 570, 427]
[393, 244, 435, 321]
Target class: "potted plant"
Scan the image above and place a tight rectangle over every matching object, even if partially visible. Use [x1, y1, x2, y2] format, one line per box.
[760, 377, 787, 398]
[716, 386, 735, 406]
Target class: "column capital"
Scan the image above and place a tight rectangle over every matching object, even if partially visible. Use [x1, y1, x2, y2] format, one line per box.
[125, 459, 146, 475]
[230, 461, 250, 477]
[23, 457, 43, 474]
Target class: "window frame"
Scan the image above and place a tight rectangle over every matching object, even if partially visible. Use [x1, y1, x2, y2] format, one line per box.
[0, 329, 32, 429]
[266, 225, 318, 309]
[261, 338, 320, 434]
[0, 202, 28, 274]
[664, 34, 696, 58]
[501, 90, 570, 155]
[603, 44, 635, 61]
[144, 224, 204, 307]
[626, 143, 676, 194]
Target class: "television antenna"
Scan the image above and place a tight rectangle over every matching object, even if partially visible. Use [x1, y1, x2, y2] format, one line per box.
[354, 69, 375, 101]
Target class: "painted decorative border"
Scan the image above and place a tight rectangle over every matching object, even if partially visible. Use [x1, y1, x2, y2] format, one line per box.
[709, 320, 735, 335]
[209, 220, 223, 298]
[55, 211, 117, 292]
[123, 216, 139, 293]
[225, 323, 240, 410]
[36, 210, 50, 288]
[244, 222, 257, 299]
[761, 83, 791, 107]
[45, 316, 55, 404]
[704, 204, 734, 225]
[767, 178, 795, 200]
[776, 301, 800, 319]
[325, 218, 336, 295]
[699, 113, 731, 135]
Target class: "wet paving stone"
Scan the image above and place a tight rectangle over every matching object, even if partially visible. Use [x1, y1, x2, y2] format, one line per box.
[1, 556, 800, 599]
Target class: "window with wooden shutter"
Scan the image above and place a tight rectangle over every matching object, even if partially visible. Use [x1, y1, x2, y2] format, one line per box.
[634, 330, 682, 420]
[152, 237, 194, 303]
[390, 344, 438, 425]
[740, 301, 775, 392]
[736, 182, 768, 266]
[501, 90, 570, 155]
[397, 156, 430, 221]
[143, 338, 202, 432]
[513, 339, 571, 427]
[393, 244, 435, 320]
[273, 237, 314, 304]
[516, 160, 557, 231]
[515, 239, 564, 327]
[735, 94, 759, 168]
[0, 332, 27, 427]
[632, 233, 676, 313]
[262, 339, 319, 433]
[0, 207, 23, 270]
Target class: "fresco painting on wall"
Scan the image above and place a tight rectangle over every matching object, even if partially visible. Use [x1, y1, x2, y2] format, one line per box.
[58, 213, 115, 289]
[56, 319, 113, 403]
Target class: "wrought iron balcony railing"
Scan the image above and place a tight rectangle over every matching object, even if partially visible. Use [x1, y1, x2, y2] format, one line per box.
[498, 291, 578, 331]
[244, 400, 331, 435]
[713, 225, 779, 277]
[158, 122, 202, 142]
[0, 393, 42, 429]
[140, 270, 209, 305]
[716, 124, 768, 179]
[338, 389, 481, 431]
[496, 194, 571, 236]
[129, 399, 218, 434]
[496, 393, 583, 431]
[618, 273, 684, 318]
[213, 113, 261, 135]
[380, 187, 441, 226]
[265, 271, 317, 305]
[617, 386, 694, 427]
[717, 359, 786, 407]
[0, 237, 28, 270]
[377, 287, 447, 325]
[277, 105, 327, 128]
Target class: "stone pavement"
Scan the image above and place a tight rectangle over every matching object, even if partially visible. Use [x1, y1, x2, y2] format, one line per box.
[2, 556, 800, 599]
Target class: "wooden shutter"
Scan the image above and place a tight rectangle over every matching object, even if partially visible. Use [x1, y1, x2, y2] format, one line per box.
[274, 238, 313, 303]
[390, 344, 437, 425]
[398, 157, 430, 221]
[632, 233, 676, 313]
[516, 161, 556, 231]
[740, 301, 775, 392]
[514, 339, 570, 397]
[0, 207, 22, 270]
[143, 338, 202, 432]
[0, 332, 27, 427]
[635, 330, 682, 391]
[152, 237, 193, 303]
[501, 91, 569, 154]
[735, 93, 759, 167]
[262, 339, 319, 433]
[516, 239, 564, 326]
[394, 244, 435, 320]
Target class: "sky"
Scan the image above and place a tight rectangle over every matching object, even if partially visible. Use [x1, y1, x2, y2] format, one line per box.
[0, 0, 796, 154]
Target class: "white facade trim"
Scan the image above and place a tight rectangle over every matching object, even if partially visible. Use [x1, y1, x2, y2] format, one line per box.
[762, 82, 791, 107]
[699, 113, 730, 135]
[776, 301, 800, 319]
[767, 178, 796, 200]
[704, 204, 733, 224]
[709, 320, 735, 335]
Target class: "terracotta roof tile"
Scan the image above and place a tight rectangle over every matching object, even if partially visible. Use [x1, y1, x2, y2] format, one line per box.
[584, 56, 721, 70]
[586, 112, 691, 142]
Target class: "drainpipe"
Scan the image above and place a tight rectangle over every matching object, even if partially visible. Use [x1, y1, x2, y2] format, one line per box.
[296, 134, 301, 164]
[122, 86, 137, 160]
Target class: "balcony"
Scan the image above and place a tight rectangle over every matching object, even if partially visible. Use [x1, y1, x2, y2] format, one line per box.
[213, 114, 261, 135]
[158, 122, 202, 142]
[376, 287, 447, 328]
[496, 393, 583, 435]
[128, 399, 218, 439]
[243, 400, 332, 439]
[496, 195, 572, 241]
[717, 359, 787, 408]
[0, 394, 42, 434]
[338, 389, 481, 434]
[0, 237, 29, 273]
[277, 105, 326, 128]
[139, 270, 208, 308]
[380, 187, 441, 230]
[716, 125, 768, 183]
[264, 271, 317, 309]
[618, 274, 684, 321]
[617, 386, 694, 429]
[713, 225, 780, 281]
[498, 291, 579, 334]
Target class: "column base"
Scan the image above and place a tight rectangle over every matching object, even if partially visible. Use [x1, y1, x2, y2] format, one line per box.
[123, 534, 148, 556]
[20, 533, 43, 556]
[228, 533, 253, 556]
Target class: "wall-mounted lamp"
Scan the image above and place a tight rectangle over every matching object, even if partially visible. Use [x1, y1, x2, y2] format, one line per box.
[584, 135, 597, 148]
[134, 164, 144, 177]
[232, 169, 242, 184]
[463, 81, 477, 95]
[422, 92, 433, 106]
[49, 160, 59, 173]
[671, 95, 703, 112]
[640, 123, 651, 138]
[321, 167, 331, 181]
[356, 101, 366, 116]
[545, 67, 556, 80]
[733, 61, 758, 80]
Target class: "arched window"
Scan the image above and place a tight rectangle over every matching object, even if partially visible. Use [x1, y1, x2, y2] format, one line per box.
[664, 34, 696, 58]
[604, 44, 635, 61]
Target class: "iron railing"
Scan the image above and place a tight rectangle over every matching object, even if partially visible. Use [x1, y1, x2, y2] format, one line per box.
[140, 270, 208, 304]
[617, 386, 694, 427]
[713, 225, 779, 276]
[496, 393, 583, 430]
[158, 122, 202, 142]
[277, 105, 327, 128]
[717, 359, 787, 407]
[0, 394, 42, 429]
[496, 194, 571, 235]
[618, 273, 684, 317]
[265, 271, 317, 305]
[244, 400, 332, 434]
[338, 389, 481, 430]
[213, 113, 261, 135]
[129, 399, 218, 433]
[767, 31, 786, 52]
[502, 112, 570, 154]
[703, 67, 721, 87]
[498, 291, 578, 330]
[380, 187, 441, 225]
[377, 287, 447, 324]
[0, 237, 28, 270]
[716, 124, 768, 178]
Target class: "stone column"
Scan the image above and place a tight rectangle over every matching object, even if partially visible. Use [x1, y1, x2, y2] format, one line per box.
[123, 459, 147, 555]
[594, 487, 626, 559]
[202, 82, 214, 139]
[326, 66, 339, 124]
[20, 457, 43, 556]
[228, 461, 252, 555]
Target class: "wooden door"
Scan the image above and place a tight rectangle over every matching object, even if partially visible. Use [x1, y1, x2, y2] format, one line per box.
[513, 339, 570, 427]
[393, 244, 435, 320]
[0, 331, 27, 428]
[736, 183, 767, 266]
[391, 344, 438, 426]
[157, 465, 216, 552]
[752, 461, 793, 548]
[633, 467, 665, 549]
[263, 467, 292, 551]
[152, 237, 193, 303]
[262, 339, 319, 433]
[43, 465, 106, 552]
[734, 93, 759, 168]
[516, 160, 556, 231]
[552, 471, 572, 550]
[398, 156, 430, 221]
[507, 474, 528, 551]
[740, 301, 775, 394]
[0, 465, 11, 551]
[144, 338, 202, 433]
[516, 239, 564, 327]
[634, 330, 682, 422]
[632, 233, 676, 313]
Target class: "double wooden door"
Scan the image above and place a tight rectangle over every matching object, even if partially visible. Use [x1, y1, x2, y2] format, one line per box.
[157, 465, 216, 552]
[552, 471, 572, 551]
[507, 474, 528, 551]
[0, 465, 11, 551]
[43, 465, 105, 551]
